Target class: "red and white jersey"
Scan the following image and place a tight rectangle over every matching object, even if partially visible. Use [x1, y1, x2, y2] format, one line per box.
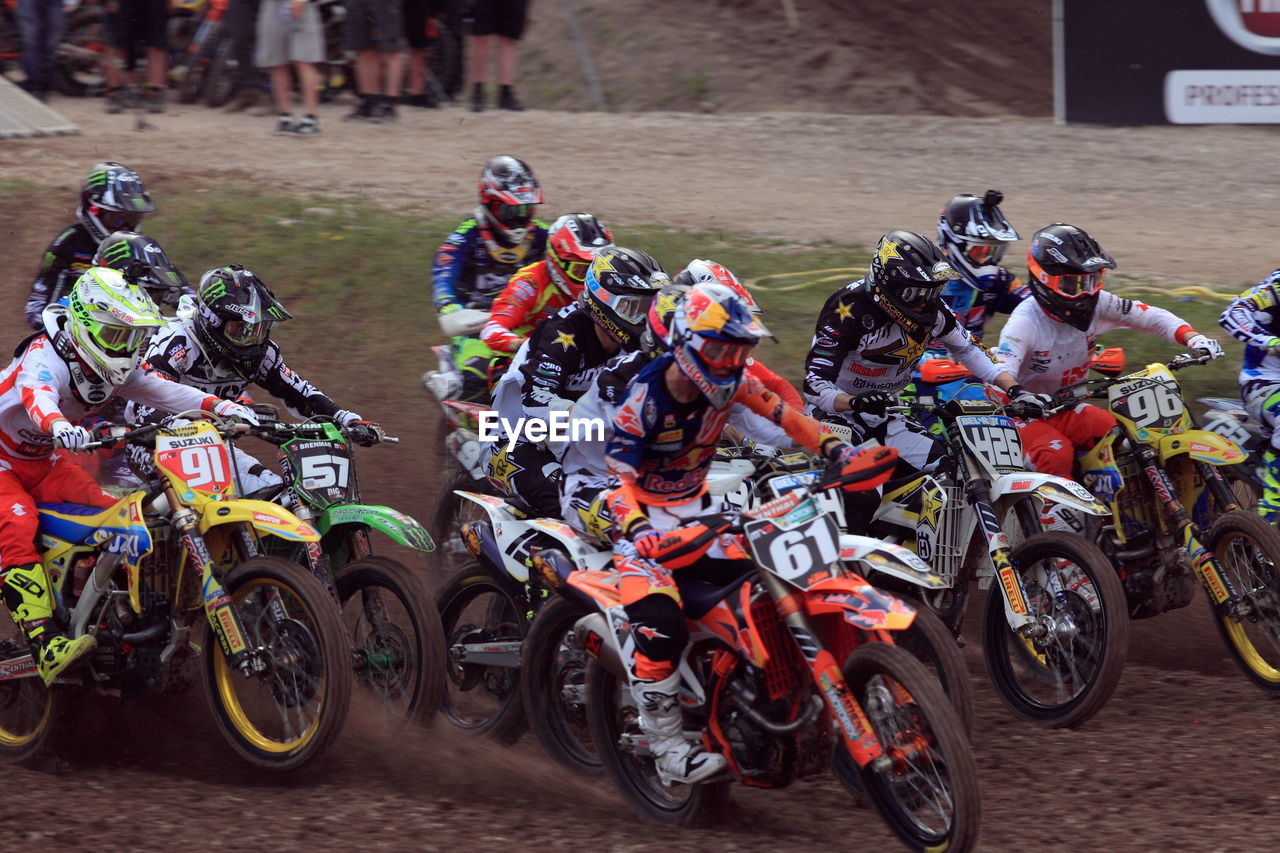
[0, 334, 217, 460]
[996, 291, 1191, 395]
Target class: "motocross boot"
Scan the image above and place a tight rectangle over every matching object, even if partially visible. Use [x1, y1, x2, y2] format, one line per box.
[1259, 449, 1280, 523]
[1, 563, 96, 686]
[633, 671, 726, 786]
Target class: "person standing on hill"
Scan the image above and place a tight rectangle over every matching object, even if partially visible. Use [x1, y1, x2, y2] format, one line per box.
[256, 0, 325, 133]
[467, 0, 528, 111]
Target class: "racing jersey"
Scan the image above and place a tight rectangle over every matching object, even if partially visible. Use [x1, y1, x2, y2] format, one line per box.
[25, 223, 98, 329]
[480, 260, 570, 354]
[1219, 271, 1280, 387]
[0, 326, 219, 460]
[997, 291, 1194, 395]
[938, 267, 1028, 341]
[431, 217, 548, 314]
[803, 279, 1006, 413]
[606, 353, 840, 516]
[140, 315, 342, 419]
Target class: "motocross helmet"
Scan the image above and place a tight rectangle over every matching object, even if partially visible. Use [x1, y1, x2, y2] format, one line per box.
[1026, 223, 1116, 332]
[669, 283, 771, 410]
[93, 230, 189, 305]
[476, 155, 544, 247]
[193, 265, 293, 378]
[78, 162, 156, 243]
[65, 267, 164, 386]
[546, 213, 614, 298]
[640, 282, 691, 357]
[866, 230, 961, 336]
[936, 189, 1019, 288]
[673, 259, 761, 314]
[580, 248, 668, 348]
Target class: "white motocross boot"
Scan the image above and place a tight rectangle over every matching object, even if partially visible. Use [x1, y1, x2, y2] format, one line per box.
[633, 671, 726, 786]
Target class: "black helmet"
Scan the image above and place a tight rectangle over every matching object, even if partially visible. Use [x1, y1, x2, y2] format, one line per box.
[78, 162, 156, 243]
[93, 230, 188, 305]
[193, 265, 293, 377]
[580, 247, 669, 348]
[476, 155, 544, 247]
[936, 189, 1019, 286]
[640, 282, 690, 357]
[866, 230, 960, 335]
[1026, 223, 1116, 332]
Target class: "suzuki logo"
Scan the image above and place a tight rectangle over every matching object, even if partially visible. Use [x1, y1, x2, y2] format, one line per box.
[1207, 0, 1280, 52]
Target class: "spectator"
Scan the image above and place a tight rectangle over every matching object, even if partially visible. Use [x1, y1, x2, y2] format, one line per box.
[400, 0, 438, 108]
[102, 0, 170, 113]
[15, 0, 64, 101]
[256, 0, 324, 133]
[225, 0, 264, 111]
[344, 0, 405, 121]
[468, 0, 527, 112]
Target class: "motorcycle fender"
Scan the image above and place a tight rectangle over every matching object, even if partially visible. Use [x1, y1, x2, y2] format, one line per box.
[991, 472, 1108, 516]
[1158, 429, 1247, 466]
[839, 534, 948, 590]
[455, 490, 528, 581]
[198, 499, 319, 542]
[524, 518, 613, 573]
[803, 576, 917, 631]
[315, 503, 436, 552]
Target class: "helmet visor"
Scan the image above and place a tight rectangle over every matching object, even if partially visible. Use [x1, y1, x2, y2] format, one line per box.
[97, 324, 152, 355]
[1048, 270, 1105, 299]
[223, 318, 271, 347]
[698, 338, 753, 372]
[964, 243, 1006, 266]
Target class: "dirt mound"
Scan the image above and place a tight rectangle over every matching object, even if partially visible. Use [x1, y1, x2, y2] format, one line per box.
[520, 0, 1052, 115]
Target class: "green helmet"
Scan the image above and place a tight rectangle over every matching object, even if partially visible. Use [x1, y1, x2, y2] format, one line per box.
[67, 267, 164, 385]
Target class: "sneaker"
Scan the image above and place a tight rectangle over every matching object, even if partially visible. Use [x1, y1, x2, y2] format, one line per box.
[104, 87, 125, 114]
[293, 115, 320, 135]
[276, 113, 295, 133]
[498, 85, 525, 112]
[144, 85, 166, 113]
[344, 97, 375, 120]
[470, 83, 485, 113]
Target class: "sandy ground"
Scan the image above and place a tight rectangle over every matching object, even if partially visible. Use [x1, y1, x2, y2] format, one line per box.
[2, 98, 1280, 850]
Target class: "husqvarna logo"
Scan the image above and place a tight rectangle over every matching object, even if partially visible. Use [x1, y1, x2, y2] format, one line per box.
[1207, 0, 1280, 53]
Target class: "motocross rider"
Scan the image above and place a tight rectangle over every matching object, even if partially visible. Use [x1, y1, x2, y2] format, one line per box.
[479, 213, 614, 356]
[604, 281, 895, 785]
[431, 156, 548, 403]
[26, 162, 158, 330]
[804, 230, 1038, 483]
[1218, 269, 1280, 521]
[934, 190, 1027, 341]
[93, 230, 195, 310]
[0, 267, 259, 684]
[487, 248, 667, 517]
[136, 265, 380, 495]
[996, 223, 1223, 524]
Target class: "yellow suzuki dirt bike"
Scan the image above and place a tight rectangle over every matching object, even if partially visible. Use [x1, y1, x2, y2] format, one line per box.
[1070, 354, 1280, 692]
[0, 414, 352, 769]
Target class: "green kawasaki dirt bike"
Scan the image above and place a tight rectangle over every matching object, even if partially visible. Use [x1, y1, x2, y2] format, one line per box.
[236, 418, 445, 724]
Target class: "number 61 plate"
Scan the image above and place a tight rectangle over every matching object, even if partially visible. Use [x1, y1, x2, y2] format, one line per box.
[745, 511, 841, 585]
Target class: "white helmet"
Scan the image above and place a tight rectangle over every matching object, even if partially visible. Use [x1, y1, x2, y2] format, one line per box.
[66, 267, 164, 385]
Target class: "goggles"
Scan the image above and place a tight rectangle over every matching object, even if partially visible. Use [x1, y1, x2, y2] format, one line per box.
[1046, 270, 1105, 299]
[550, 246, 592, 283]
[697, 337, 753, 371]
[223, 318, 270, 347]
[964, 243, 1006, 265]
[97, 324, 151, 354]
[610, 293, 654, 325]
[898, 283, 944, 307]
[493, 203, 533, 226]
[97, 209, 144, 232]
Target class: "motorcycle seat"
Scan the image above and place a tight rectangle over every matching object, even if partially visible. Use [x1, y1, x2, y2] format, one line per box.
[37, 502, 119, 545]
[678, 561, 756, 619]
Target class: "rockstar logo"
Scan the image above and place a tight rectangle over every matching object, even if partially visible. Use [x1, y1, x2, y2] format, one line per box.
[487, 450, 524, 490]
[653, 288, 681, 320]
[553, 331, 577, 350]
[865, 333, 926, 367]
[919, 484, 944, 530]
[876, 239, 902, 265]
[835, 301, 854, 321]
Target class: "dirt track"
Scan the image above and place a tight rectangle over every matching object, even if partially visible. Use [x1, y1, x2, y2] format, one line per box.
[3, 98, 1280, 850]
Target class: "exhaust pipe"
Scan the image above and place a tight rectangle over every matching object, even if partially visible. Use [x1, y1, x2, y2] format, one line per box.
[573, 613, 626, 679]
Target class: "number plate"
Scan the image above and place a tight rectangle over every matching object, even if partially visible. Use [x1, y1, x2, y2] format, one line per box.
[155, 424, 234, 498]
[746, 509, 842, 584]
[956, 414, 1024, 473]
[282, 438, 353, 508]
[1109, 377, 1185, 432]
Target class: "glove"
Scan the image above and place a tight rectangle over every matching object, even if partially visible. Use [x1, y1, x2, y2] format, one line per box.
[213, 399, 261, 426]
[1266, 337, 1280, 357]
[849, 391, 895, 416]
[348, 421, 385, 447]
[1186, 334, 1225, 361]
[1008, 384, 1053, 418]
[52, 420, 93, 452]
[333, 409, 362, 428]
[632, 526, 662, 561]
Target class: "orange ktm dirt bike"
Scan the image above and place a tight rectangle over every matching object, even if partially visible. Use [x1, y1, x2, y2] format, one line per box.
[0, 413, 351, 770]
[1067, 353, 1280, 693]
[563, 459, 982, 851]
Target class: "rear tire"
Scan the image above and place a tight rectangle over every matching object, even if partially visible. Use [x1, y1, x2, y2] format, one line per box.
[893, 593, 974, 736]
[203, 33, 240, 107]
[520, 595, 601, 775]
[1208, 510, 1280, 691]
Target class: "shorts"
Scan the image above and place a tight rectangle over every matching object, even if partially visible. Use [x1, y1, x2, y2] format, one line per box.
[402, 0, 434, 48]
[255, 0, 325, 66]
[344, 0, 405, 52]
[469, 0, 526, 40]
[103, 0, 169, 51]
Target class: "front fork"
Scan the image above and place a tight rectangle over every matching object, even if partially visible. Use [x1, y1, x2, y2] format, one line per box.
[756, 571, 890, 771]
